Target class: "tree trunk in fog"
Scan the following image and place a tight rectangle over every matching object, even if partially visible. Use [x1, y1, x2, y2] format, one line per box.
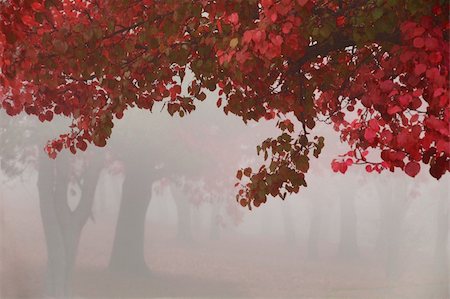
[308, 198, 322, 258]
[433, 187, 449, 298]
[338, 192, 358, 258]
[383, 202, 402, 280]
[282, 207, 295, 245]
[109, 164, 153, 275]
[171, 185, 193, 242]
[38, 151, 102, 298]
[38, 153, 69, 297]
[191, 205, 201, 233]
[209, 199, 222, 240]
[376, 178, 408, 280]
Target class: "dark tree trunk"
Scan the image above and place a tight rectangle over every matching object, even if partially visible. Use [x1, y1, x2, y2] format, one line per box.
[109, 164, 153, 275]
[38, 151, 72, 297]
[338, 192, 358, 259]
[38, 151, 102, 298]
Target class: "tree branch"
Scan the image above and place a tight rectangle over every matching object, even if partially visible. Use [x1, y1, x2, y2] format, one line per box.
[289, 30, 400, 74]
[103, 20, 147, 39]
[73, 154, 104, 228]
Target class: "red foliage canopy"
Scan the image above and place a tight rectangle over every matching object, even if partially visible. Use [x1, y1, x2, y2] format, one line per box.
[1, 0, 448, 208]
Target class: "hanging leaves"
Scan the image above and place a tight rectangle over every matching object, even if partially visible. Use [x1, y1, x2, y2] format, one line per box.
[0, 0, 448, 208]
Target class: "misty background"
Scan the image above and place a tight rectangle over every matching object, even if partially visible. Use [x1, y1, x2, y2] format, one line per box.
[1, 95, 449, 298]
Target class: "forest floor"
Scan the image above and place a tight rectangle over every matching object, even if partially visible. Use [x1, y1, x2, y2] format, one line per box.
[1, 175, 448, 299]
[2, 215, 447, 299]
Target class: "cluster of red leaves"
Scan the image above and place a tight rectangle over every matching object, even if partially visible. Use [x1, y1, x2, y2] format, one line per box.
[230, 1, 449, 207]
[322, 15, 449, 180]
[1, 0, 449, 209]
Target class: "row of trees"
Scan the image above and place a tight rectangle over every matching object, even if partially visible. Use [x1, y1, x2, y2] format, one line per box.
[2, 111, 448, 298]
[0, 1, 448, 297]
[1, 102, 263, 297]
[305, 174, 447, 283]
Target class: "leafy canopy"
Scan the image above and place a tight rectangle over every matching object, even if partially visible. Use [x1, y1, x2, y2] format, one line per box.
[1, 0, 448, 208]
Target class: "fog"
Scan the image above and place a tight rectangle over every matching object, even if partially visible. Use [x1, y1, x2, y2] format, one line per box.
[1, 97, 449, 298]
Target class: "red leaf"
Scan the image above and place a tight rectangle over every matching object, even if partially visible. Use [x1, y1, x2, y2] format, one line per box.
[368, 119, 379, 131]
[45, 111, 53, 121]
[414, 63, 427, 76]
[405, 161, 420, 177]
[381, 130, 393, 142]
[229, 13, 239, 25]
[270, 12, 278, 23]
[21, 15, 36, 27]
[380, 80, 394, 92]
[413, 37, 424, 48]
[264, 110, 275, 120]
[387, 106, 402, 115]
[433, 88, 444, 98]
[169, 85, 181, 100]
[364, 127, 377, 141]
[31, 2, 44, 12]
[261, 0, 273, 8]
[410, 114, 419, 123]
[399, 94, 412, 107]
[252, 30, 265, 43]
[331, 160, 340, 172]
[429, 52, 442, 64]
[217, 20, 223, 34]
[77, 140, 87, 151]
[336, 16, 346, 27]
[339, 162, 348, 174]
[243, 30, 253, 44]
[282, 22, 293, 34]
[271, 35, 283, 46]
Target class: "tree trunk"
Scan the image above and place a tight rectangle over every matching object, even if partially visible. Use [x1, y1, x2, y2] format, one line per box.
[209, 199, 222, 240]
[171, 184, 193, 242]
[376, 177, 408, 280]
[308, 198, 322, 259]
[338, 193, 358, 258]
[109, 164, 153, 275]
[38, 151, 70, 297]
[282, 206, 296, 245]
[38, 151, 102, 298]
[191, 205, 201, 234]
[385, 202, 402, 280]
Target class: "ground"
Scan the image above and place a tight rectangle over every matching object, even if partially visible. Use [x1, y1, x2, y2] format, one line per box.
[1, 172, 448, 298]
